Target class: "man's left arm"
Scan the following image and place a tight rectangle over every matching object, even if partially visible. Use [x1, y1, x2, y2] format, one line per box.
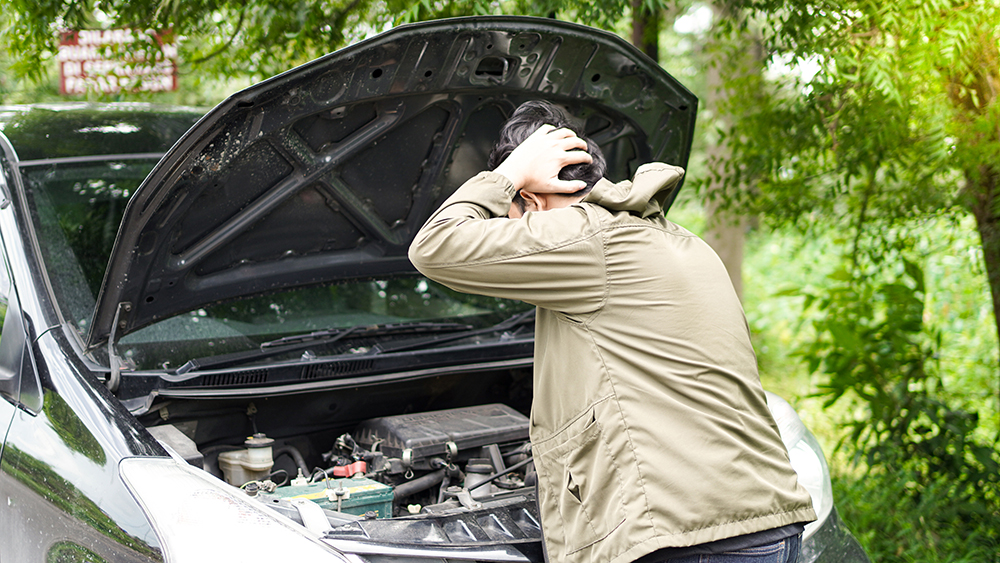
[408, 172, 606, 315]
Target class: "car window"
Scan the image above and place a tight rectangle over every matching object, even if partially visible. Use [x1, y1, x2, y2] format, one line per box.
[22, 159, 154, 331]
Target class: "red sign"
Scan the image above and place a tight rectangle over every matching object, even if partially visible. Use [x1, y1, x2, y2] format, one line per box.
[58, 29, 178, 95]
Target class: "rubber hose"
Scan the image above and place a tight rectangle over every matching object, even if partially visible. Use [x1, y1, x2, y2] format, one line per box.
[273, 445, 310, 475]
[392, 468, 447, 500]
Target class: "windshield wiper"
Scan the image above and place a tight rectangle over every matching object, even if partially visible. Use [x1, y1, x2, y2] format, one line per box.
[372, 309, 536, 354]
[258, 321, 476, 349]
[167, 321, 473, 376]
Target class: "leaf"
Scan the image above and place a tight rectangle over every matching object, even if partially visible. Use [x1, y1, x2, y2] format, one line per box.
[828, 267, 854, 282]
[771, 286, 802, 297]
[826, 320, 863, 352]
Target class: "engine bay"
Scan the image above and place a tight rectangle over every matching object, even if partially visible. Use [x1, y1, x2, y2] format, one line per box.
[147, 395, 543, 556]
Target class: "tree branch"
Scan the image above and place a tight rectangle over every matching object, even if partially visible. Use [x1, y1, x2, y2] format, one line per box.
[187, 4, 247, 65]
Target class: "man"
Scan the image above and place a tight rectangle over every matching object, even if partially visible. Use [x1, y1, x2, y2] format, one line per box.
[408, 101, 815, 563]
[486, 101, 608, 217]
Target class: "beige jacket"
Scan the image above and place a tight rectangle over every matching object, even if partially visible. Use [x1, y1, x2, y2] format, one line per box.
[408, 164, 815, 563]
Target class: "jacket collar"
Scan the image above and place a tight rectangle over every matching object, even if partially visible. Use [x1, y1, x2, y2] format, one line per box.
[584, 163, 685, 218]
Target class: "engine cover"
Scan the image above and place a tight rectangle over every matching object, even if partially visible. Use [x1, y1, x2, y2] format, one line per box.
[354, 404, 529, 469]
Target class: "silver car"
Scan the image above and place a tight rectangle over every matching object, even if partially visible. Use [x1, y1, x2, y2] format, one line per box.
[0, 16, 868, 563]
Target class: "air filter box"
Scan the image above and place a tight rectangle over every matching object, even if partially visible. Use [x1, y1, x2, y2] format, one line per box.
[354, 404, 529, 470]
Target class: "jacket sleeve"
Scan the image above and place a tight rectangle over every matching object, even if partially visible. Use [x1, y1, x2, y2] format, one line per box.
[408, 171, 607, 315]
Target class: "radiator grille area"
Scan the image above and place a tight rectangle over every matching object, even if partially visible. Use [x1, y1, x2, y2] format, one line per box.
[301, 360, 375, 380]
[198, 369, 268, 387]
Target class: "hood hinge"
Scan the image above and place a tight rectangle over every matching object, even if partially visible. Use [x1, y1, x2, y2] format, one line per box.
[106, 302, 131, 392]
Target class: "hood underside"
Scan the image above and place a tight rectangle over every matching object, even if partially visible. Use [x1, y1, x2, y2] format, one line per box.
[88, 16, 698, 348]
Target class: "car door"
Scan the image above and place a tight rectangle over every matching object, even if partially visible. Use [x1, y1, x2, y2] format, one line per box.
[0, 226, 42, 562]
[0, 143, 14, 471]
[0, 239, 16, 465]
[0, 135, 29, 476]
[0, 160, 58, 559]
[0, 128, 163, 563]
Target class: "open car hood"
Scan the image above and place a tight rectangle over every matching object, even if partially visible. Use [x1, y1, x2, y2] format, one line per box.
[87, 16, 697, 348]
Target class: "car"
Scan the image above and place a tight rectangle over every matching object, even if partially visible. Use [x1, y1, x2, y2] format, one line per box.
[0, 15, 869, 563]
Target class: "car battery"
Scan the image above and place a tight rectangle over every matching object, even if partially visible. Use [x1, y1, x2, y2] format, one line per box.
[353, 404, 530, 471]
[264, 477, 393, 518]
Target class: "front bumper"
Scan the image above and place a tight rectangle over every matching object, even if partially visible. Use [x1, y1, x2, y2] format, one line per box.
[801, 506, 869, 563]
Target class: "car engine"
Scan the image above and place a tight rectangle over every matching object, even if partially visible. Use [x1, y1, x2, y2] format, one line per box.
[151, 403, 543, 556]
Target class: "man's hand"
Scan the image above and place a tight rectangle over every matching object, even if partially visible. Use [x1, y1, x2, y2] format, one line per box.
[494, 124, 593, 193]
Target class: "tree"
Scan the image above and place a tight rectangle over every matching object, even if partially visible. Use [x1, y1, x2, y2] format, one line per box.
[699, 2, 761, 300]
[711, 0, 1000, 394]
[707, 4, 1000, 557]
[631, 0, 660, 60]
[0, 0, 672, 86]
[2, 0, 390, 84]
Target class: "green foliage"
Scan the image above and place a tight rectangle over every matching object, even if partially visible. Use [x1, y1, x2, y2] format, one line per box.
[704, 7, 1000, 555]
[0, 0, 678, 93]
[704, 0, 1000, 346]
[833, 468, 1000, 562]
[922, 219, 1000, 432]
[792, 233, 1000, 560]
[741, 212, 1000, 561]
[803, 253, 992, 469]
[392, 0, 502, 24]
[705, 0, 1000, 342]
[1, 0, 380, 82]
[704, 0, 964, 227]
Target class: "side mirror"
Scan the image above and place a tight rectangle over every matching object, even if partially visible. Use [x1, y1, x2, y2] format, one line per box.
[0, 293, 40, 414]
[0, 296, 23, 402]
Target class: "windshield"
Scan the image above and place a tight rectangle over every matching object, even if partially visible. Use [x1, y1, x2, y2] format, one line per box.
[23, 158, 532, 371]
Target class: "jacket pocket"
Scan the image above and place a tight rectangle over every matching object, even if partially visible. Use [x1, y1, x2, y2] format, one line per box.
[536, 411, 627, 555]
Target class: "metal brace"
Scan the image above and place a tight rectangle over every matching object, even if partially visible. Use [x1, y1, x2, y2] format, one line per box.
[455, 489, 482, 510]
[291, 499, 333, 534]
[106, 302, 131, 392]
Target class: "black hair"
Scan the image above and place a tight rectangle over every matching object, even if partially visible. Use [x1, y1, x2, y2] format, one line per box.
[488, 101, 606, 213]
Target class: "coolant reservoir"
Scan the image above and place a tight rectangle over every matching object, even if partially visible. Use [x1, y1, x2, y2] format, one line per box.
[464, 461, 496, 499]
[218, 434, 274, 486]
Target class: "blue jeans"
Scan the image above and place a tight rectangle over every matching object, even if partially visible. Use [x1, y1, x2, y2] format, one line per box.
[664, 534, 801, 563]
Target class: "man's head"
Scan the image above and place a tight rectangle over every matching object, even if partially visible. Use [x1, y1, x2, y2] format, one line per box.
[488, 101, 606, 217]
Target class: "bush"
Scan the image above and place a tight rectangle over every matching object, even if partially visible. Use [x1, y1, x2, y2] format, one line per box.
[833, 467, 999, 562]
[739, 215, 1000, 562]
[796, 236, 1000, 562]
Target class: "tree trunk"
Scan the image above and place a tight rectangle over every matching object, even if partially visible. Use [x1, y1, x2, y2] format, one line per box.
[967, 165, 1000, 427]
[631, 1, 748, 299]
[703, 200, 748, 298]
[948, 30, 1000, 430]
[702, 3, 759, 301]
[631, 0, 659, 61]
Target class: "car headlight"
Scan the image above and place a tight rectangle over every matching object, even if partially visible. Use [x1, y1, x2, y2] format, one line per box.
[120, 457, 354, 562]
[765, 392, 834, 540]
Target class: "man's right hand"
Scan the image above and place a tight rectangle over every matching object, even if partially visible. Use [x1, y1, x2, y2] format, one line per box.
[494, 124, 593, 194]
